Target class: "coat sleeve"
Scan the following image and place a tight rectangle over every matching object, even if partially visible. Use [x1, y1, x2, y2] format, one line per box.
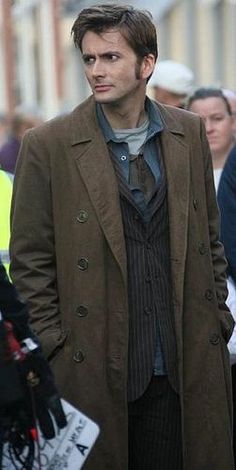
[9, 129, 67, 358]
[217, 147, 236, 287]
[200, 119, 235, 340]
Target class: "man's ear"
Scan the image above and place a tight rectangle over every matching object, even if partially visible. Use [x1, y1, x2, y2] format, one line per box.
[141, 54, 156, 81]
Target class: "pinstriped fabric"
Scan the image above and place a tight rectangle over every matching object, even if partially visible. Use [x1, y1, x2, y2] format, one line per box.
[128, 376, 182, 469]
[109, 147, 178, 402]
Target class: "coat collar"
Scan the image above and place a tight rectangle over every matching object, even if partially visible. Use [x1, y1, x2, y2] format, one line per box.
[69, 96, 186, 144]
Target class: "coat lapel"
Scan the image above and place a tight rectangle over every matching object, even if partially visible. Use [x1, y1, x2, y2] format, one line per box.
[69, 97, 127, 282]
[159, 106, 190, 318]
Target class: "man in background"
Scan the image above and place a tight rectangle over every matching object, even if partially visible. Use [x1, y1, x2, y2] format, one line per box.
[149, 59, 194, 108]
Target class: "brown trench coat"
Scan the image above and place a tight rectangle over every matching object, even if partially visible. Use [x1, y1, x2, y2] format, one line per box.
[10, 97, 235, 469]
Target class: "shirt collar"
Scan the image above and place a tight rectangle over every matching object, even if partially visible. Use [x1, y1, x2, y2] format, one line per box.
[96, 96, 164, 144]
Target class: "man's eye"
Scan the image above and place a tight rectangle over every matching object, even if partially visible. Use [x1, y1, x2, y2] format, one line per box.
[83, 56, 95, 65]
[106, 54, 119, 61]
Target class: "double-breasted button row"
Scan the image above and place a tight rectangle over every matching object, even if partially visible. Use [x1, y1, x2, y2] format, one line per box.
[76, 305, 88, 317]
[73, 350, 85, 363]
[76, 210, 89, 223]
[78, 257, 88, 270]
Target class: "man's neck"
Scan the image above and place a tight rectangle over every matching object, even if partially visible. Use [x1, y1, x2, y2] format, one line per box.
[100, 97, 147, 130]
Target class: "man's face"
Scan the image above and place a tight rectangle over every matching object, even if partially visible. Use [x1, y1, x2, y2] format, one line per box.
[189, 97, 233, 157]
[81, 29, 153, 106]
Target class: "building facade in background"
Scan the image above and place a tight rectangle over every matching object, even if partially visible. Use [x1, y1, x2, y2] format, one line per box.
[0, 0, 236, 120]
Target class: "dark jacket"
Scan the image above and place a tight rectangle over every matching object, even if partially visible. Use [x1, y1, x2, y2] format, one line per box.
[218, 145, 236, 286]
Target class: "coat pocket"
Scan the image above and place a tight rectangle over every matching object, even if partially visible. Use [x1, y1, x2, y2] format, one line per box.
[42, 327, 70, 360]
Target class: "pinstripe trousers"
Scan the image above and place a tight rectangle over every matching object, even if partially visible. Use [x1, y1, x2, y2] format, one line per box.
[128, 375, 183, 470]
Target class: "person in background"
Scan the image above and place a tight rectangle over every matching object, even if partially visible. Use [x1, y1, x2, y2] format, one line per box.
[148, 59, 194, 108]
[0, 258, 67, 465]
[217, 140, 236, 463]
[0, 111, 42, 174]
[223, 89, 236, 137]
[187, 86, 236, 464]
[0, 167, 13, 274]
[0, 114, 9, 147]
[9, 5, 234, 469]
[187, 87, 235, 311]
[187, 88, 234, 189]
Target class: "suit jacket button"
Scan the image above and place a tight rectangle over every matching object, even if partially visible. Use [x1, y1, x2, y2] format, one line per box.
[193, 199, 198, 210]
[76, 305, 88, 317]
[73, 350, 85, 362]
[77, 210, 88, 223]
[209, 333, 221, 345]
[144, 306, 152, 315]
[78, 258, 88, 270]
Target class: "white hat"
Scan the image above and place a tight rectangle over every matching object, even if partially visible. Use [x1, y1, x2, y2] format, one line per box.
[149, 60, 194, 95]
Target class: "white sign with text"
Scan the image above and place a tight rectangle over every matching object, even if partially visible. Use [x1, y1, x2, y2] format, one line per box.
[2, 399, 100, 469]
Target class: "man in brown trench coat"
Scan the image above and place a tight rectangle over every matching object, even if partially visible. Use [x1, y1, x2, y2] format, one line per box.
[9, 4, 235, 469]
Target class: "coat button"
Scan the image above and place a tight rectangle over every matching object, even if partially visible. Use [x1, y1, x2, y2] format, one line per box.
[193, 199, 198, 210]
[73, 350, 85, 363]
[77, 210, 88, 223]
[205, 289, 213, 301]
[78, 258, 88, 270]
[199, 243, 207, 255]
[209, 333, 221, 345]
[76, 305, 88, 317]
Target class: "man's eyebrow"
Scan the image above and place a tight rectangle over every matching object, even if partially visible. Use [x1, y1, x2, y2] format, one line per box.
[82, 51, 120, 59]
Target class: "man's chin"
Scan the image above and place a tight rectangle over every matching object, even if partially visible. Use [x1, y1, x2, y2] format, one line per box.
[93, 95, 115, 104]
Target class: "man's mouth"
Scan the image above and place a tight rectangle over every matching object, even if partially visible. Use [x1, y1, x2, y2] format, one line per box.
[94, 84, 112, 92]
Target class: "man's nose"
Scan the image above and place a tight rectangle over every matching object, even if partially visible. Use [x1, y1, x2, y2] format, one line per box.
[92, 60, 105, 77]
